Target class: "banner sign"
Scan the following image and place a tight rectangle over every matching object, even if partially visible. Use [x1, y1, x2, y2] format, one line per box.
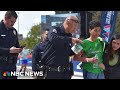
[100, 11, 118, 42]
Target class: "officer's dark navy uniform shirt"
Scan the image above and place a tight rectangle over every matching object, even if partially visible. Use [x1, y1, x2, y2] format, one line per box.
[0, 20, 20, 61]
[41, 25, 75, 67]
[32, 41, 45, 71]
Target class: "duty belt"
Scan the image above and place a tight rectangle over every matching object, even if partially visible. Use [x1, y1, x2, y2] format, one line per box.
[47, 65, 71, 72]
[38, 62, 72, 72]
[0, 56, 17, 62]
[0, 56, 9, 61]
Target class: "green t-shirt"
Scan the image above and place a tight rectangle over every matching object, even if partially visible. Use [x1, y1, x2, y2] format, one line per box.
[80, 37, 105, 74]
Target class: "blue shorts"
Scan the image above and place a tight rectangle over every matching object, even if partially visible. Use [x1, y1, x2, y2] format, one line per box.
[21, 59, 28, 64]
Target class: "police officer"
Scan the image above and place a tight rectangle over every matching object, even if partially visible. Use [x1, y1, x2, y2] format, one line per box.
[32, 29, 49, 79]
[39, 15, 82, 79]
[0, 11, 23, 79]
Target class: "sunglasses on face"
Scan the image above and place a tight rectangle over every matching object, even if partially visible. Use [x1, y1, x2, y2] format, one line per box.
[67, 19, 79, 23]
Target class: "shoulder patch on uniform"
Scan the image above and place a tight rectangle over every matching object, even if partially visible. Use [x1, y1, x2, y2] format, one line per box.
[13, 30, 17, 36]
[53, 29, 57, 33]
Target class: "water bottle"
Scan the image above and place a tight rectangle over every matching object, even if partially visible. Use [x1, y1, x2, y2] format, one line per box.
[93, 54, 98, 68]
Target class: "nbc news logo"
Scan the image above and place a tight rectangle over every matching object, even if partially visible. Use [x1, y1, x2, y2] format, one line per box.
[3, 71, 43, 77]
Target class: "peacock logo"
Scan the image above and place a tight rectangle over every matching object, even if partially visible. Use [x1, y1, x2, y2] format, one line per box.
[3, 71, 11, 76]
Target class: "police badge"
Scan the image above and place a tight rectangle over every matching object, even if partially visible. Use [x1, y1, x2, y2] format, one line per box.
[53, 29, 57, 33]
[13, 30, 17, 36]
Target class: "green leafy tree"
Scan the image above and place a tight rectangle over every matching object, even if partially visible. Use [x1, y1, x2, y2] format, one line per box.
[19, 39, 26, 46]
[90, 11, 101, 21]
[115, 11, 120, 34]
[25, 24, 41, 51]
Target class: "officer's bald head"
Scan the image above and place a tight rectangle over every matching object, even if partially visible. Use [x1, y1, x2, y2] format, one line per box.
[65, 16, 79, 23]
[63, 15, 79, 34]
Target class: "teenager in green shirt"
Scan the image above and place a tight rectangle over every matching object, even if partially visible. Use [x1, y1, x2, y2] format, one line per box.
[74, 21, 105, 79]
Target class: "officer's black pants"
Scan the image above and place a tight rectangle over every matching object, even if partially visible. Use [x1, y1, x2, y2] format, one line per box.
[0, 64, 17, 79]
[44, 71, 72, 79]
